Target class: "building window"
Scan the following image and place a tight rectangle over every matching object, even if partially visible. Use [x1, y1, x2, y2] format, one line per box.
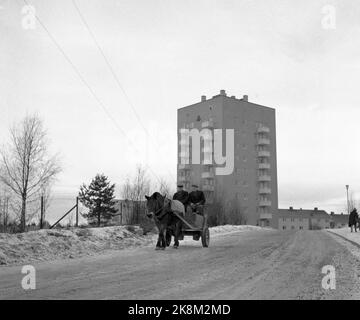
[283, 226, 286, 230]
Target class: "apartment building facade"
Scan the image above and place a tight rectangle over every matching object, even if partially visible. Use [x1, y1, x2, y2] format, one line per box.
[177, 90, 278, 227]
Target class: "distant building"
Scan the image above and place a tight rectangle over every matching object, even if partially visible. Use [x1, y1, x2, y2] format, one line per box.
[278, 207, 331, 230]
[177, 90, 278, 228]
[329, 212, 348, 229]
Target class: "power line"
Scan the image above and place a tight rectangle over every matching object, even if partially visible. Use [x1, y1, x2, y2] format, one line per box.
[71, 0, 177, 184]
[21, 0, 164, 185]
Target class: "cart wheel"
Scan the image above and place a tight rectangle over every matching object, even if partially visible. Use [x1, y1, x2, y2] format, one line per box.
[201, 227, 210, 247]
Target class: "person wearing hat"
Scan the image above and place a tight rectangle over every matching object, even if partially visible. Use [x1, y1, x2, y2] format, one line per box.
[173, 185, 189, 210]
[188, 184, 206, 216]
[349, 208, 359, 232]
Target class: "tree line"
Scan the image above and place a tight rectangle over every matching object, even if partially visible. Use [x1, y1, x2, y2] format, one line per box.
[0, 114, 61, 233]
[0, 113, 175, 232]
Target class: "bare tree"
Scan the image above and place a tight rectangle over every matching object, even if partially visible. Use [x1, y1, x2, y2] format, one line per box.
[120, 165, 151, 224]
[121, 165, 151, 201]
[227, 199, 246, 225]
[0, 184, 12, 232]
[207, 192, 226, 226]
[0, 114, 61, 232]
[157, 177, 174, 198]
[121, 177, 133, 200]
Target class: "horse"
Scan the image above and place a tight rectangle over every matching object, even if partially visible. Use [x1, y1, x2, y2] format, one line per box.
[145, 192, 183, 250]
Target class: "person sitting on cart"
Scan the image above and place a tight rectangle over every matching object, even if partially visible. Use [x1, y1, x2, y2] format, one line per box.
[173, 185, 189, 212]
[188, 184, 206, 216]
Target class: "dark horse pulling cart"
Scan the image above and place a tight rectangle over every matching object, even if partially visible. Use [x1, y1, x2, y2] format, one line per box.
[145, 192, 210, 249]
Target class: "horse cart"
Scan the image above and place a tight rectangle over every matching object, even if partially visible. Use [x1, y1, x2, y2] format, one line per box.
[169, 207, 210, 248]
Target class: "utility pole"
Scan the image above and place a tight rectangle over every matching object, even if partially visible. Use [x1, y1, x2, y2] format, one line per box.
[346, 185, 350, 214]
[40, 195, 44, 229]
[5, 197, 8, 232]
[75, 196, 79, 227]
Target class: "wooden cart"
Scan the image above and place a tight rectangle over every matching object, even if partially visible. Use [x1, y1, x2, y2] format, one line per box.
[171, 209, 210, 247]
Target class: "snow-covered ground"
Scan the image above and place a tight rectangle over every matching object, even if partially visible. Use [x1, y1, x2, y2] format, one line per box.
[0, 226, 153, 266]
[210, 225, 273, 234]
[0, 225, 271, 266]
[326, 227, 360, 263]
[327, 227, 360, 246]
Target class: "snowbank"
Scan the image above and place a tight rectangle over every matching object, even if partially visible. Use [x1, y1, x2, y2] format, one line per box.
[210, 224, 273, 234]
[327, 228, 360, 262]
[0, 226, 154, 266]
[327, 227, 360, 248]
[0, 224, 271, 266]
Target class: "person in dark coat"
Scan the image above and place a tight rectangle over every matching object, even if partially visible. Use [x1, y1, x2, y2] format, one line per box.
[173, 185, 189, 211]
[188, 184, 206, 215]
[349, 208, 358, 232]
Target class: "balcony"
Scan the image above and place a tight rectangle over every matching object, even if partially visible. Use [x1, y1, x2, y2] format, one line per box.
[259, 200, 272, 207]
[178, 176, 190, 183]
[257, 138, 270, 145]
[258, 163, 270, 169]
[202, 171, 215, 179]
[201, 120, 214, 128]
[178, 164, 191, 170]
[203, 185, 215, 191]
[179, 151, 190, 158]
[258, 175, 271, 182]
[260, 213, 272, 219]
[259, 188, 271, 194]
[258, 151, 270, 157]
[258, 126, 270, 133]
[202, 162, 214, 167]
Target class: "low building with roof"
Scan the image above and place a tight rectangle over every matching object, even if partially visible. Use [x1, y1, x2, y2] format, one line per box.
[329, 212, 349, 229]
[278, 207, 331, 230]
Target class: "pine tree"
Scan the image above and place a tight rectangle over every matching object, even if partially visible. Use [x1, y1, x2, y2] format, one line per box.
[78, 174, 116, 227]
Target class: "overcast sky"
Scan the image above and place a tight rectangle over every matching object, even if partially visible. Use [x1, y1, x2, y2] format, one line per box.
[1, 0, 360, 214]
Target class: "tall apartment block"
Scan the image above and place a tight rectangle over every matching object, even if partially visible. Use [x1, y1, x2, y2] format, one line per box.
[177, 90, 278, 228]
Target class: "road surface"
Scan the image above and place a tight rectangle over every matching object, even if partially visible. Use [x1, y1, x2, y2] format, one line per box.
[0, 229, 359, 299]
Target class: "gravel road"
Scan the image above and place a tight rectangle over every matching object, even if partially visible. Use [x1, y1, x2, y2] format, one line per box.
[1, 229, 359, 299]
